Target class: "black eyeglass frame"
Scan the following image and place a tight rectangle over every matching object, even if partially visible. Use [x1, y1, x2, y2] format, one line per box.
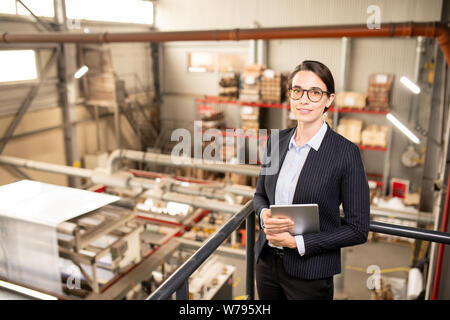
[287, 86, 331, 102]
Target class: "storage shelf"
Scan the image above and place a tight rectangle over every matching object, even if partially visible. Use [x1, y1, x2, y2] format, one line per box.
[196, 97, 390, 114]
[357, 144, 387, 152]
[329, 107, 389, 115]
[368, 180, 384, 187]
[200, 128, 269, 140]
[195, 96, 289, 109]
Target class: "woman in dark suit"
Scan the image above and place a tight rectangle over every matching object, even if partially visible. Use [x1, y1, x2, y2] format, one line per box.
[253, 60, 370, 300]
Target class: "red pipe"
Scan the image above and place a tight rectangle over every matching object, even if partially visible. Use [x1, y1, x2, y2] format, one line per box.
[1, 22, 449, 65]
[432, 172, 450, 299]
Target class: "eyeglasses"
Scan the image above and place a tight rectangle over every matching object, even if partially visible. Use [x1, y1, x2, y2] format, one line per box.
[288, 86, 330, 102]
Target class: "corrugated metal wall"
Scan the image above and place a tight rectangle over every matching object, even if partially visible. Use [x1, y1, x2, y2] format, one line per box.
[156, 0, 442, 29]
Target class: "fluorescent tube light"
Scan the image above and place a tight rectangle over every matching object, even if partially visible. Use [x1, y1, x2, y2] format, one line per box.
[74, 65, 89, 79]
[0, 280, 57, 300]
[386, 113, 420, 144]
[400, 76, 421, 94]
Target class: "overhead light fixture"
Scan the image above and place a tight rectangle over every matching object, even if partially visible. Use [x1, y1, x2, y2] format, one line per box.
[74, 65, 89, 79]
[386, 113, 420, 144]
[0, 280, 58, 300]
[400, 76, 421, 94]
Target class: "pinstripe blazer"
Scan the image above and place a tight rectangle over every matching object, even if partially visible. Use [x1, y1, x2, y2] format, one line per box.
[253, 124, 370, 280]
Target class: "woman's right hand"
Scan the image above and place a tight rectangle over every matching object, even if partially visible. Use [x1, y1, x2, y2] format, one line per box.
[261, 209, 294, 234]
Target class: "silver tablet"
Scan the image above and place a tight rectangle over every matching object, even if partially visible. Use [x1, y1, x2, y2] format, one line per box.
[269, 204, 320, 235]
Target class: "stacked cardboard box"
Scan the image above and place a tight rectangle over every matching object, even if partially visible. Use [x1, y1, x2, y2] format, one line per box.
[361, 124, 388, 148]
[218, 73, 239, 99]
[240, 106, 259, 131]
[337, 118, 364, 144]
[225, 172, 249, 185]
[239, 65, 264, 102]
[83, 45, 117, 108]
[200, 111, 225, 129]
[367, 73, 394, 110]
[335, 91, 367, 110]
[261, 69, 284, 103]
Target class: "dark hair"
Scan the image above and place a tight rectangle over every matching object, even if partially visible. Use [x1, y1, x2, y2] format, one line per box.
[287, 60, 335, 112]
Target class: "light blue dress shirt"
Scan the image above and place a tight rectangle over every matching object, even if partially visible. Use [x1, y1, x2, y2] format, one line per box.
[261, 121, 328, 256]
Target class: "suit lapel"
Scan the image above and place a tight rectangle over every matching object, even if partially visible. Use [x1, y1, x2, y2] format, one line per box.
[266, 127, 296, 204]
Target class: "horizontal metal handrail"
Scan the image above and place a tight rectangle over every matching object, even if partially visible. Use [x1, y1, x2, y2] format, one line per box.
[147, 200, 255, 300]
[370, 221, 450, 244]
[147, 199, 450, 300]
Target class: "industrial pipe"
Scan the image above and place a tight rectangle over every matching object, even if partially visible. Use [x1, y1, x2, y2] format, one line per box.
[128, 169, 256, 198]
[0, 155, 93, 179]
[0, 154, 254, 204]
[106, 149, 260, 177]
[1, 22, 449, 65]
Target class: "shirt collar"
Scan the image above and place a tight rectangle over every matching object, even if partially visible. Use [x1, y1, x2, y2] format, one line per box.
[289, 121, 328, 151]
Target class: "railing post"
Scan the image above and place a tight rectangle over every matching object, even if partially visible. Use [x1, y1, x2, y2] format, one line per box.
[176, 280, 189, 300]
[246, 210, 255, 300]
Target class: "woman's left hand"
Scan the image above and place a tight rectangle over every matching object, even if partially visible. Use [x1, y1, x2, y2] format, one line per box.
[265, 231, 297, 249]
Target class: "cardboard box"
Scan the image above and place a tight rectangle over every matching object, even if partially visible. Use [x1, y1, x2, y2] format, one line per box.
[336, 92, 367, 109]
[239, 65, 264, 102]
[337, 118, 363, 144]
[241, 120, 259, 131]
[361, 124, 388, 147]
[367, 73, 394, 110]
[240, 106, 259, 120]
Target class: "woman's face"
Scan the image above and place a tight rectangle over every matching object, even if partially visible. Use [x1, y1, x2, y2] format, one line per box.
[289, 70, 335, 125]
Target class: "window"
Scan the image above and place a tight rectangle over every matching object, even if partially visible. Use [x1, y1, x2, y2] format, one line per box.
[65, 0, 154, 25]
[0, 0, 54, 17]
[188, 52, 215, 73]
[188, 52, 248, 73]
[0, 50, 38, 83]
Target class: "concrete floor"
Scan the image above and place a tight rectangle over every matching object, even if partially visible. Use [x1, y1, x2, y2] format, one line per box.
[340, 239, 413, 299]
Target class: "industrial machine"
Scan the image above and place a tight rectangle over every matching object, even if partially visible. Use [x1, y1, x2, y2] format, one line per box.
[0, 179, 242, 300]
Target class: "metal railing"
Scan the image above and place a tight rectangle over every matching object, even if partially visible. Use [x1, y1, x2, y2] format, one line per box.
[147, 200, 450, 300]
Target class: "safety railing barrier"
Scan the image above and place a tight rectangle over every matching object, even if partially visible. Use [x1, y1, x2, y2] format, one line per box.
[148, 200, 450, 300]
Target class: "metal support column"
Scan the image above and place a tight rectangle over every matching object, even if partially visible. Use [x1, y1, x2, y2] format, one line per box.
[423, 45, 449, 299]
[54, 0, 81, 187]
[333, 37, 351, 300]
[332, 37, 351, 129]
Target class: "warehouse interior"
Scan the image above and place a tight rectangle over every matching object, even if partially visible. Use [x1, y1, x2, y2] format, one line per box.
[0, 0, 449, 301]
